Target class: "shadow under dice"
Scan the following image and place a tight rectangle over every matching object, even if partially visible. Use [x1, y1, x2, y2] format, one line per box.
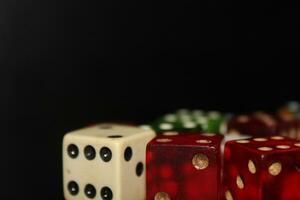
[223, 136, 300, 200]
[146, 133, 224, 200]
[63, 123, 155, 200]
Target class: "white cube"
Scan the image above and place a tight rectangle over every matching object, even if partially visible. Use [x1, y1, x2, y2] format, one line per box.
[63, 123, 155, 200]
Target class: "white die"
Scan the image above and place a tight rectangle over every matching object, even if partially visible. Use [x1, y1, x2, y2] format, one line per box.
[63, 123, 155, 200]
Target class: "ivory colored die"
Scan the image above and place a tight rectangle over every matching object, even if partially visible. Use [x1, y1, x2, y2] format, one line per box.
[63, 123, 155, 200]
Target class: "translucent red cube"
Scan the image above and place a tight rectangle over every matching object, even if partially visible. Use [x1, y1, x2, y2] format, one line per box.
[146, 133, 223, 200]
[223, 136, 300, 200]
[228, 112, 300, 139]
[227, 113, 278, 137]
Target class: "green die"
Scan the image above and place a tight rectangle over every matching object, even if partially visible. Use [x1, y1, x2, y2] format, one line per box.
[150, 118, 202, 133]
[142, 109, 230, 134]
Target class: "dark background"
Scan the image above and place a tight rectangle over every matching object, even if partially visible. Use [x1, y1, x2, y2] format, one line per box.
[1, 0, 300, 199]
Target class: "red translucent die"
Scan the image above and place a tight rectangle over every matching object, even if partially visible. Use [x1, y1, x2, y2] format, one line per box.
[223, 136, 300, 200]
[227, 113, 278, 137]
[146, 133, 223, 200]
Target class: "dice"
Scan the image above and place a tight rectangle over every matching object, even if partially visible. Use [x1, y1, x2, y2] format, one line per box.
[142, 109, 228, 134]
[228, 112, 300, 139]
[223, 136, 300, 200]
[149, 111, 203, 133]
[63, 123, 155, 200]
[227, 112, 278, 137]
[222, 134, 251, 153]
[146, 133, 224, 200]
[277, 103, 300, 139]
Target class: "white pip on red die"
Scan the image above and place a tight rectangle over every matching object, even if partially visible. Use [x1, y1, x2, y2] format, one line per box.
[63, 123, 155, 200]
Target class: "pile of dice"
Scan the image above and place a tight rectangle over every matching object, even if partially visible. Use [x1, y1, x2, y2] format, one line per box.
[62, 101, 300, 200]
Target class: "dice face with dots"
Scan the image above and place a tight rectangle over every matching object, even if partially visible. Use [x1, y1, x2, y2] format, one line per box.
[221, 134, 251, 153]
[223, 136, 300, 200]
[144, 109, 228, 134]
[155, 131, 204, 137]
[63, 123, 155, 200]
[146, 133, 224, 200]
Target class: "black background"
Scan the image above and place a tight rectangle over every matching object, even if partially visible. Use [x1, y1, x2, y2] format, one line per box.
[1, 0, 300, 199]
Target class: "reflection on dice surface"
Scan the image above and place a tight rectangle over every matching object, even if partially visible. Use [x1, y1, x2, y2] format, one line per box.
[223, 136, 300, 200]
[63, 123, 155, 200]
[146, 133, 223, 200]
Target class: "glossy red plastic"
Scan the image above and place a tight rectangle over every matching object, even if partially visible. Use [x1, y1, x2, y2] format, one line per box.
[146, 133, 223, 200]
[223, 136, 300, 200]
[227, 113, 278, 137]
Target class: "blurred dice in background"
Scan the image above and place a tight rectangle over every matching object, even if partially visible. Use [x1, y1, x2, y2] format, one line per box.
[228, 109, 300, 140]
[141, 109, 230, 134]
